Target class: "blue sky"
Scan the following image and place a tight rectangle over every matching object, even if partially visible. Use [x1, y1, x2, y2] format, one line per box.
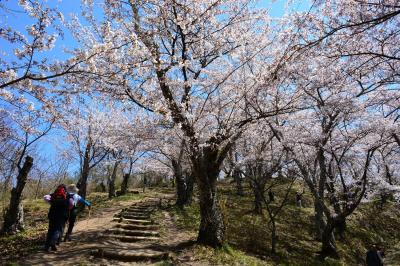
[1, 0, 310, 176]
[1, 0, 309, 67]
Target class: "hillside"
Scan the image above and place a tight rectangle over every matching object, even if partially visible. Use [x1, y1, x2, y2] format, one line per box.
[1, 184, 399, 265]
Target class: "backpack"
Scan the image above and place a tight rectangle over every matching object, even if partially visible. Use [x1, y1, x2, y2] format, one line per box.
[48, 186, 69, 221]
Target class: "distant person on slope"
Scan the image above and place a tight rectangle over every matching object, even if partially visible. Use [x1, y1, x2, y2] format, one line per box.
[295, 192, 303, 208]
[43, 184, 71, 252]
[64, 184, 91, 242]
[366, 244, 384, 266]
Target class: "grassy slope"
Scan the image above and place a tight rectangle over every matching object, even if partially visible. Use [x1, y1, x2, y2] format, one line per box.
[168, 181, 400, 265]
[1, 184, 399, 265]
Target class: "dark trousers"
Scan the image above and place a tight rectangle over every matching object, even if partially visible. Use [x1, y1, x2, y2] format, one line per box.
[45, 219, 64, 248]
[58, 222, 66, 244]
[65, 209, 78, 237]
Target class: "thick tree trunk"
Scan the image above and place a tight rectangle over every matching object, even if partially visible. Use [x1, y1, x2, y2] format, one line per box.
[2, 156, 33, 234]
[253, 186, 263, 215]
[193, 149, 225, 247]
[252, 179, 264, 215]
[120, 173, 130, 195]
[320, 219, 339, 259]
[185, 172, 194, 205]
[330, 196, 346, 239]
[314, 200, 325, 241]
[108, 161, 120, 199]
[197, 177, 225, 247]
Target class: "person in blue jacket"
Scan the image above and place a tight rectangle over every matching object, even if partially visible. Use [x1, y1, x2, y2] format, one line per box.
[64, 184, 91, 241]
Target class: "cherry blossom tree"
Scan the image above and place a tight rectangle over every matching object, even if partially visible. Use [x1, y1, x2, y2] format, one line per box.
[292, 0, 400, 146]
[64, 0, 301, 247]
[148, 126, 194, 208]
[1, 107, 54, 234]
[233, 120, 294, 254]
[236, 122, 287, 215]
[59, 100, 111, 199]
[273, 49, 395, 258]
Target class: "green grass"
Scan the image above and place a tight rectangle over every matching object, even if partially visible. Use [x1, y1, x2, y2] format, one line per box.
[168, 181, 400, 265]
[168, 205, 200, 232]
[112, 193, 145, 202]
[0, 212, 47, 262]
[192, 244, 269, 265]
[153, 260, 175, 266]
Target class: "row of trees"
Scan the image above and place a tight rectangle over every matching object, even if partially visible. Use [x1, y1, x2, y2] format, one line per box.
[1, 0, 399, 260]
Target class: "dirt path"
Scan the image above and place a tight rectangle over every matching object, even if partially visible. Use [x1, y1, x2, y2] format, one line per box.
[19, 199, 149, 266]
[157, 210, 199, 265]
[18, 191, 194, 266]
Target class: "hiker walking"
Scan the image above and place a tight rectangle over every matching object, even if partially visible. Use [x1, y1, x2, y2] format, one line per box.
[64, 184, 91, 241]
[43, 184, 71, 252]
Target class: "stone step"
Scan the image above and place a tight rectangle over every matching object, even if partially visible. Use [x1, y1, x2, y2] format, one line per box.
[125, 210, 152, 214]
[115, 223, 159, 231]
[93, 248, 168, 261]
[128, 205, 155, 209]
[121, 214, 150, 219]
[122, 213, 150, 218]
[121, 214, 151, 220]
[107, 228, 159, 237]
[127, 207, 154, 211]
[104, 234, 160, 242]
[121, 211, 150, 216]
[131, 204, 156, 207]
[119, 211, 150, 217]
[126, 209, 153, 213]
[113, 218, 154, 225]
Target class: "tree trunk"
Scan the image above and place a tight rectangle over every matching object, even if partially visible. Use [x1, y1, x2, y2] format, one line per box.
[172, 159, 187, 208]
[120, 173, 130, 195]
[77, 143, 91, 199]
[2, 156, 33, 234]
[252, 180, 264, 215]
[193, 149, 225, 247]
[330, 196, 346, 239]
[314, 200, 325, 241]
[185, 172, 194, 205]
[143, 175, 147, 193]
[77, 164, 90, 199]
[197, 178, 225, 247]
[233, 168, 244, 196]
[393, 133, 400, 147]
[320, 219, 339, 259]
[271, 218, 277, 254]
[100, 181, 106, 192]
[108, 161, 120, 199]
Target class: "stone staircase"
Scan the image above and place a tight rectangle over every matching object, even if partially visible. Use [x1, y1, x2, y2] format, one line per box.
[92, 200, 169, 262]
